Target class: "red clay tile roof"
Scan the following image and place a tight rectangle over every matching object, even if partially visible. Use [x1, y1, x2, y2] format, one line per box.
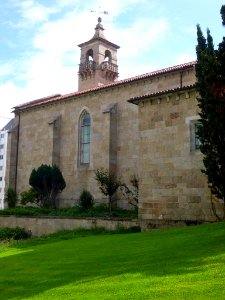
[128, 84, 196, 105]
[14, 61, 196, 112]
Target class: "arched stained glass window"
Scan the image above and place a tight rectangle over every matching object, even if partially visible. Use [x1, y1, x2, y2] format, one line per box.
[80, 111, 91, 164]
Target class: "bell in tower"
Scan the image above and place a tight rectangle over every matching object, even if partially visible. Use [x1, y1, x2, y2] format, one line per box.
[78, 17, 120, 91]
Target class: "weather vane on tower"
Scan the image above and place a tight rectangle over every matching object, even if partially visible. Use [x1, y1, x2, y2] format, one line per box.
[91, 6, 108, 21]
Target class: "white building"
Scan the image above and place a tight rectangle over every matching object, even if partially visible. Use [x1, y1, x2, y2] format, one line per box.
[0, 119, 14, 209]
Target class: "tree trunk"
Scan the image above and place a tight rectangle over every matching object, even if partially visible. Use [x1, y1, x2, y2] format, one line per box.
[109, 195, 112, 214]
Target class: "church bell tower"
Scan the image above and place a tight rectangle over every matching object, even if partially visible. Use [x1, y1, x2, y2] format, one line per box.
[78, 17, 120, 91]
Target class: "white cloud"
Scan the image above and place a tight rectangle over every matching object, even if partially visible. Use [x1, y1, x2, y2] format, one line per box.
[116, 18, 168, 58]
[175, 53, 196, 65]
[119, 62, 157, 81]
[0, 61, 16, 78]
[96, 0, 152, 17]
[21, 1, 55, 22]
[0, 82, 24, 128]
[8, 0, 57, 28]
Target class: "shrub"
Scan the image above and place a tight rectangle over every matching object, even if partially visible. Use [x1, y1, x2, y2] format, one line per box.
[120, 174, 139, 209]
[29, 164, 66, 208]
[93, 203, 108, 212]
[20, 188, 40, 207]
[4, 187, 18, 208]
[94, 168, 121, 213]
[79, 190, 94, 210]
[0, 207, 51, 216]
[0, 227, 32, 241]
[0, 206, 137, 218]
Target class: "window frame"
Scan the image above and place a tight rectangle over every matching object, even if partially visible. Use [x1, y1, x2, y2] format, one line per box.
[79, 110, 91, 166]
[190, 120, 201, 151]
[194, 122, 201, 150]
[185, 116, 202, 152]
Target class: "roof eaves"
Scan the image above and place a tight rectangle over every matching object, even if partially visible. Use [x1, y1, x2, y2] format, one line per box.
[78, 37, 120, 49]
[13, 94, 62, 111]
[128, 84, 196, 105]
[14, 61, 196, 111]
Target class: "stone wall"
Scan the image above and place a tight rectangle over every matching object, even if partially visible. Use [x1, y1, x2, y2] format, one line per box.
[0, 215, 215, 235]
[137, 87, 220, 221]
[0, 216, 139, 236]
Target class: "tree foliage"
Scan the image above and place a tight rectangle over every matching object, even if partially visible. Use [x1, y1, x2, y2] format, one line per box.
[79, 189, 94, 211]
[120, 174, 139, 209]
[221, 5, 225, 26]
[20, 188, 41, 207]
[4, 187, 18, 208]
[94, 168, 120, 213]
[196, 7, 225, 217]
[29, 164, 66, 209]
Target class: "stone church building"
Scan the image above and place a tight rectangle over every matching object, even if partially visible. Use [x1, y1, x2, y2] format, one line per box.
[5, 17, 221, 224]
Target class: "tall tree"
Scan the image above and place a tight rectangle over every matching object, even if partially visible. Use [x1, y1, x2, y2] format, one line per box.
[196, 8, 225, 218]
[221, 5, 225, 26]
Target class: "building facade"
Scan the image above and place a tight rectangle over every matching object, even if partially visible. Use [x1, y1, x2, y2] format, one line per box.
[5, 18, 222, 223]
[0, 119, 14, 209]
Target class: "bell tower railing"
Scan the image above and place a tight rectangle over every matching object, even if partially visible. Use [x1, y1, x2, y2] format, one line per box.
[100, 61, 118, 73]
[79, 60, 96, 73]
[79, 60, 118, 74]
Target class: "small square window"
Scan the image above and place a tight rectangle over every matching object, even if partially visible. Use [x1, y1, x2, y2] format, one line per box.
[0, 134, 4, 139]
[0, 155, 3, 160]
[0, 166, 3, 171]
[0, 177, 2, 181]
[0, 145, 3, 149]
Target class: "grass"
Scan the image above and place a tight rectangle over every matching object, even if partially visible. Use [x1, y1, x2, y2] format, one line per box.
[0, 222, 225, 299]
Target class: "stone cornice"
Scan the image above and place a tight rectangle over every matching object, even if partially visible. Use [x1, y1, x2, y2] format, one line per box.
[128, 84, 196, 105]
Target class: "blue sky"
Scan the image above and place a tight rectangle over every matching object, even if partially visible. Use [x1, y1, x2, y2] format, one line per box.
[0, 0, 224, 128]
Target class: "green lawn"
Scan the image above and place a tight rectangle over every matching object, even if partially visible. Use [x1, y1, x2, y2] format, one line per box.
[0, 222, 225, 299]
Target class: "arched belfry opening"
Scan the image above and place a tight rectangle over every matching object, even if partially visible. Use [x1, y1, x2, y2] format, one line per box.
[86, 49, 94, 61]
[78, 17, 120, 91]
[104, 50, 112, 62]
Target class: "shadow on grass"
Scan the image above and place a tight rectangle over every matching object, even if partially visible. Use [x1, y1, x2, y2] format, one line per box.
[0, 222, 225, 299]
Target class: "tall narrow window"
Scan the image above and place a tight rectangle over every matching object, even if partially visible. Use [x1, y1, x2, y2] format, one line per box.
[190, 120, 201, 151]
[194, 122, 201, 150]
[80, 111, 91, 164]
